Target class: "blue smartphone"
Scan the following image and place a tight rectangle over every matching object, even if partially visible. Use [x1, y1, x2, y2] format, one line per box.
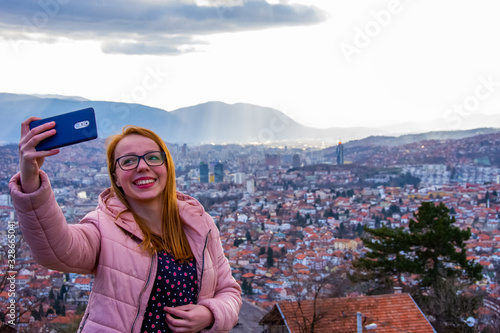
[29, 107, 98, 151]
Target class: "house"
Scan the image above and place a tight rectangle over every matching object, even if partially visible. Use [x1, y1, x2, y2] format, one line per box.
[333, 239, 358, 251]
[259, 293, 435, 332]
[74, 278, 92, 291]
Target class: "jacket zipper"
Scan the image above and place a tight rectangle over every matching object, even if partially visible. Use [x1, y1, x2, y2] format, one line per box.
[197, 229, 211, 302]
[79, 312, 90, 331]
[130, 254, 155, 333]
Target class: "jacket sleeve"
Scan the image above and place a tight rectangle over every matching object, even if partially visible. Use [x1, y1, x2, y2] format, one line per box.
[9, 171, 101, 274]
[198, 219, 242, 333]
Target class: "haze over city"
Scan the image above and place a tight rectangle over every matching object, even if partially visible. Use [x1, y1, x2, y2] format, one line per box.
[1, 0, 499, 131]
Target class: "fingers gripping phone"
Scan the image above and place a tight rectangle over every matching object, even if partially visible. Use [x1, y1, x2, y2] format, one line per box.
[29, 107, 98, 151]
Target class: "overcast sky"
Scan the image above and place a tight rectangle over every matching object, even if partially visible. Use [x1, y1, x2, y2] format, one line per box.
[1, 0, 499, 130]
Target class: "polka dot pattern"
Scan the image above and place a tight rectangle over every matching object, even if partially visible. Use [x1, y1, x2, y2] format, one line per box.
[140, 252, 198, 333]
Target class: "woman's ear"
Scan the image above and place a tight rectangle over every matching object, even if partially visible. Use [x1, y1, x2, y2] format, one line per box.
[113, 174, 121, 187]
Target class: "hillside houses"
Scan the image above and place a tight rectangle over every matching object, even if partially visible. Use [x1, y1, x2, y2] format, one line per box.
[1, 137, 500, 330]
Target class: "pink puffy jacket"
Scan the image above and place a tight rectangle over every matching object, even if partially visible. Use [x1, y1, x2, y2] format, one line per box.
[9, 171, 242, 332]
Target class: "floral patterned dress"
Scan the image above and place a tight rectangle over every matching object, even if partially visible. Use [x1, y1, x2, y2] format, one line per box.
[140, 251, 198, 333]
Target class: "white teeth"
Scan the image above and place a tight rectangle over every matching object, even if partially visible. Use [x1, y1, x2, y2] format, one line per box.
[135, 179, 155, 185]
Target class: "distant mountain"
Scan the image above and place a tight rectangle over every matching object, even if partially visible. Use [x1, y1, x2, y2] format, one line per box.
[345, 128, 500, 148]
[1, 93, 499, 145]
[0, 93, 383, 145]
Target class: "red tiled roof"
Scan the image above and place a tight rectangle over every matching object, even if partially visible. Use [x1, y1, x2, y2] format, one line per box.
[75, 278, 91, 284]
[242, 273, 255, 278]
[261, 293, 434, 333]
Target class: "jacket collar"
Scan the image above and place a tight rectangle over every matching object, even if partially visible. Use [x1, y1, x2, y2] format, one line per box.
[98, 188, 145, 240]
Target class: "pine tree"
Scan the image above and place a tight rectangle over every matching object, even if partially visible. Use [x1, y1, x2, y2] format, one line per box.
[60, 284, 67, 302]
[356, 225, 416, 288]
[266, 247, 274, 268]
[355, 202, 483, 330]
[39, 303, 44, 318]
[408, 202, 482, 287]
[241, 279, 253, 295]
[358, 202, 482, 290]
[49, 288, 55, 300]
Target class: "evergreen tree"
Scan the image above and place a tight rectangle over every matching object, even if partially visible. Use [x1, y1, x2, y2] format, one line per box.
[241, 279, 253, 295]
[31, 310, 41, 321]
[266, 247, 274, 268]
[246, 230, 252, 242]
[49, 288, 55, 300]
[60, 284, 67, 302]
[355, 202, 483, 330]
[259, 246, 266, 256]
[54, 298, 61, 315]
[355, 223, 364, 237]
[356, 226, 416, 288]
[359, 202, 482, 290]
[337, 222, 346, 238]
[408, 202, 482, 287]
[235, 238, 245, 247]
[389, 204, 400, 214]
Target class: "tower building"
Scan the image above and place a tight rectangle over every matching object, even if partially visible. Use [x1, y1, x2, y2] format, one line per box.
[336, 141, 344, 165]
[214, 162, 224, 183]
[199, 162, 209, 183]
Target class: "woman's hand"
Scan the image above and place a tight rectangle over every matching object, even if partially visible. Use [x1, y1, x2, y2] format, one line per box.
[164, 304, 214, 333]
[19, 117, 59, 193]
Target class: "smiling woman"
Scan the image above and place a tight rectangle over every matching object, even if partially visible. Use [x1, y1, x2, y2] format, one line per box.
[9, 120, 242, 332]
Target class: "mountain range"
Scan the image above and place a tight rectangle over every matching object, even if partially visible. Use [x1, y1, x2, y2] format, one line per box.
[1, 93, 499, 146]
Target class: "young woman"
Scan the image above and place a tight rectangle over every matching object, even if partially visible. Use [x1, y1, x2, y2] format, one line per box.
[9, 118, 242, 332]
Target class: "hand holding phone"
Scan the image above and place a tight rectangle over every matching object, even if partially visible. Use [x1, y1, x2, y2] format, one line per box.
[29, 107, 98, 151]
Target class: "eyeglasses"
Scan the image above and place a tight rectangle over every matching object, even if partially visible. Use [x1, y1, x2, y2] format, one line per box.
[115, 151, 166, 171]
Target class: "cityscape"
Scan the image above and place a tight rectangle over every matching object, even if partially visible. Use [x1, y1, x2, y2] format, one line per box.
[1, 131, 500, 332]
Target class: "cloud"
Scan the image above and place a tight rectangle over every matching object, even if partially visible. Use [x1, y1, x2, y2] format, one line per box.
[0, 0, 326, 55]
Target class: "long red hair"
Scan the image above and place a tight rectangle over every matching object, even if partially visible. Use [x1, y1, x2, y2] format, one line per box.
[106, 126, 193, 261]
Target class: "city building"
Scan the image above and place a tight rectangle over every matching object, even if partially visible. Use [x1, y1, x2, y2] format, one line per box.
[214, 162, 224, 183]
[336, 141, 344, 165]
[199, 162, 209, 183]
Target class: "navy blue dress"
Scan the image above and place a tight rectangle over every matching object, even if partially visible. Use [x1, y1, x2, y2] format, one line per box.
[141, 251, 198, 333]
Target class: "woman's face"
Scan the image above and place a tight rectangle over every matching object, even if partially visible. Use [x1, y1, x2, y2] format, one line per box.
[113, 134, 167, 207]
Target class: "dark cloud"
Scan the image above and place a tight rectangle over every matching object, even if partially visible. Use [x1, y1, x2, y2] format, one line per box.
[0, 0, 326, 55]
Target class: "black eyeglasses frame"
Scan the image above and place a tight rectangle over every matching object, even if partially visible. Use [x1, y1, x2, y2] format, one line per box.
[115, 151, 167, 171]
